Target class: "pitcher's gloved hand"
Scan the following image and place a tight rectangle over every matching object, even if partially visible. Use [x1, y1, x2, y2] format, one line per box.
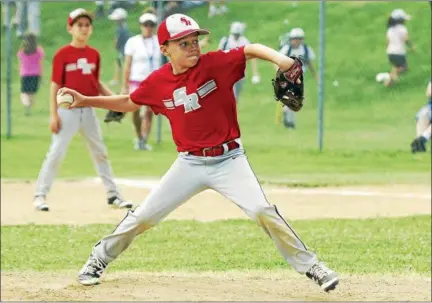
[272, 57, 304, 112]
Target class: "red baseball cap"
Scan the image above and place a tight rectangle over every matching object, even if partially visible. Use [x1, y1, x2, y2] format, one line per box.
[68, 8, 93, 26]
[157, 14, 209, 45]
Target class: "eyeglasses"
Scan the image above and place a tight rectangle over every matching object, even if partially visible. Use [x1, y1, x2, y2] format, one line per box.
[141, 21, 157, 28]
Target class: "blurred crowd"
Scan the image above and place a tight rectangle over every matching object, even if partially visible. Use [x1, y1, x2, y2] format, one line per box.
[2, 0, 41, 37]
[5, 1, 431, 153]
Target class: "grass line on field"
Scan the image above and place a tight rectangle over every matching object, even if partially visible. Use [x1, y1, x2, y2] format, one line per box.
[1, 170, 431, 187]
[1, 216, 430, 275]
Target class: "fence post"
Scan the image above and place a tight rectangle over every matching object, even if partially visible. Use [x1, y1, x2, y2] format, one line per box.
[5, 0, 13, 139]
[156, 0, 164, 145]
[317, 0, 326, 152]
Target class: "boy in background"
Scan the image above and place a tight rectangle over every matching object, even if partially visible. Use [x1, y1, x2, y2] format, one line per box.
[277, 27, 317, 129]
[108, 7, 131, 86]
[32, 8, 132, 211]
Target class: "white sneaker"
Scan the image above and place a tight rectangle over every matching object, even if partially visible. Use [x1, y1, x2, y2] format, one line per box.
[376, 72, 390, 83]
[306, 262, 339, 292]
[33, 196, 49, 211]
[78, 252, 107, 286]
[134, 138, 152, 151]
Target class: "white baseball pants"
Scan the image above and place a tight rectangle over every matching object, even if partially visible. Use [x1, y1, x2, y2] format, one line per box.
[92, 145, 318, 274]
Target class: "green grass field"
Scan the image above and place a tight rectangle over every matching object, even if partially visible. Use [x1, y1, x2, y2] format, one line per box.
[2, 215, 430, 274]
[1, 1, 431, 185]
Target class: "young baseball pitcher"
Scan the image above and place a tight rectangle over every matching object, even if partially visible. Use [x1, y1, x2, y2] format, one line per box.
[59, 13, 339, 292]
[32, 8, 133, 211]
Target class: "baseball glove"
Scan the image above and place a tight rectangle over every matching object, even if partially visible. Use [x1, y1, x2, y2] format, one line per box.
[104, 110, 126, 123]
[272, 57, 304, 112]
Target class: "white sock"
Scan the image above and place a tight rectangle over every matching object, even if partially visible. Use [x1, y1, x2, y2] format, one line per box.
[20, 93, 30, 107]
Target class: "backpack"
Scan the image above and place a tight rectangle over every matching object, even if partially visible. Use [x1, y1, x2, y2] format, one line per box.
[221, 36, 229, 51]
[285, 43, 310, 65]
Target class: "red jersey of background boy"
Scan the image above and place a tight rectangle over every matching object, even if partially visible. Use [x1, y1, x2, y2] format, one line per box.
[51, 45, 100, 96]
[130, 46, 246, 152]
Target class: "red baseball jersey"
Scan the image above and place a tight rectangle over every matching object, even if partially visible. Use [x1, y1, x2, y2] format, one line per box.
[130, 46, 246, 152]
[51, 45, 100, 96]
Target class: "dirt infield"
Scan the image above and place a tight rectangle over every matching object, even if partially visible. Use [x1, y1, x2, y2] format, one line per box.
[1, 180, 431, 301]
[1, 180, 431, 225]
[1, 271, 430, 301]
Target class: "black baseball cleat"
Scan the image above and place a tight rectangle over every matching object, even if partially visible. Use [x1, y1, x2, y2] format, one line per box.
[78, 252, 107, 286]
[306, 262, 339, 292]
[107, 196, 133, 209]
[411, 136, 427, 153]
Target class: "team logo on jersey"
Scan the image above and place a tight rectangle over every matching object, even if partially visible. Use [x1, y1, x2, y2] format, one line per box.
[163, 80, 218, 113]
[65, 58, 95, 75]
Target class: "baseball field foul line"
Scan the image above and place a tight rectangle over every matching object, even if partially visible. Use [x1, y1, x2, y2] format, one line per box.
[90, 178, 431, 200]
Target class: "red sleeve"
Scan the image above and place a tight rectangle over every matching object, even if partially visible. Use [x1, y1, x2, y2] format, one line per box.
[51, 50, 64, 86]
[206, 46, 246, 85]
[130, 75, 165, 115]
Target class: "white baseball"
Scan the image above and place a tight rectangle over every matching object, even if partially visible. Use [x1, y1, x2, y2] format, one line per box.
[57, 93, 74, 108]
[333, 80, 339, 87]
[251, 75, 261, 84]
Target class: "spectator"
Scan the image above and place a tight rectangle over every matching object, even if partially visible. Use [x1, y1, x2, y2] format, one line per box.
[163, 1, 184, 18]
[122, 12, 161, 150]
[15, 0, 40, 37]
[181, 1, 206, 10]
[2, 1, 18, 30]
[208, 0, 228, 18]
[277, 27, 317, 129]
[218, 22, 260, 102]
[17, 32, 44, 116]
[280, 28, 317, 79]
[411, 80, 432, 153]
[94, 0, 134, 19]
[377, 9, 415, 87]
[108, 8, 130, 86]
[94, 1, 106, 18]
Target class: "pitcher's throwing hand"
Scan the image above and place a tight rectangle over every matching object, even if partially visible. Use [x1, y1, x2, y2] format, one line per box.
[57, 88, 85, 108]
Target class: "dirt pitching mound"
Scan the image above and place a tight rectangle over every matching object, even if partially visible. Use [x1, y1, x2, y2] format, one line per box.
[1, 271, 430, 301]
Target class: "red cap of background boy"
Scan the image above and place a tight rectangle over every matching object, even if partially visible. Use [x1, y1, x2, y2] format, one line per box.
[68, 8, 93, 26]
[157, 14, 209, 45]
